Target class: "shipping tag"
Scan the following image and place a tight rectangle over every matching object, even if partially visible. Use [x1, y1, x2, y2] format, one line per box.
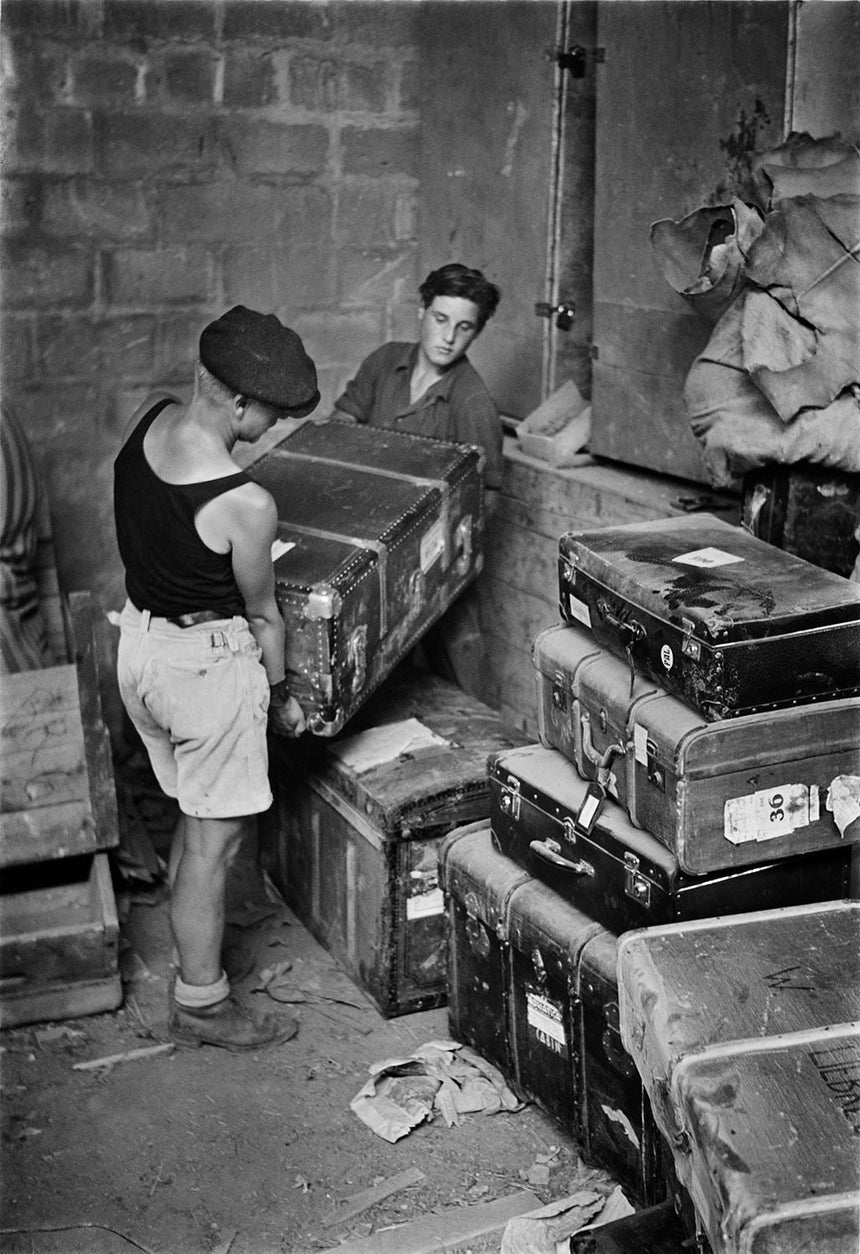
[574, 780, 606, 835]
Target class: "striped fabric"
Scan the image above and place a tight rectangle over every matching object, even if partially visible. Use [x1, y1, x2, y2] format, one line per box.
[1, 406, 51, 672]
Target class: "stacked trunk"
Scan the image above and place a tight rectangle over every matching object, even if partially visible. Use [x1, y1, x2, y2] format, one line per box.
[255, 424, 522, 1017]
[442, 512, 860, 1242]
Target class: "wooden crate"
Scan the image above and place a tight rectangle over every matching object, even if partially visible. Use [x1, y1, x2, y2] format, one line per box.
[0, 851, 122, 1028]
[1, 593, 119, 868]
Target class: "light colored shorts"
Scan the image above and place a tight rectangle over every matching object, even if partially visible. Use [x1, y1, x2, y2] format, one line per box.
[117, 601, 273, 819]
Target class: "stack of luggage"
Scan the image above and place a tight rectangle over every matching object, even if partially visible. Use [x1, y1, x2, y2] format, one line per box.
[441, 512, 860, 1243]
[256, 423, 860, 1244]
[256, 423, 523, 1017]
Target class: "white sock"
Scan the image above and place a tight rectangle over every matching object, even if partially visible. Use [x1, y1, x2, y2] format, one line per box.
[173, 970, 230, 1009]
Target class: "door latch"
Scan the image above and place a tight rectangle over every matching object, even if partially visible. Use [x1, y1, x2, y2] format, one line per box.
[535, 302, 576, 331]
[550, 46, 605, 78]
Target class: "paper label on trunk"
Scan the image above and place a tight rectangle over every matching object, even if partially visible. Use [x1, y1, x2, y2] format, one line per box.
[420, 519, 445, 572]
[328, 718, 450, 773]
[406, 887, 444, 919]
[724, 783, 820, 844]
[826, 775, 860, 837]
[632, 723, 649, 765]
[672, 546, 744, 568]
[271, 538, 295, 562]
[566, 593, 592, 629]
[526, 990, 567, 1055]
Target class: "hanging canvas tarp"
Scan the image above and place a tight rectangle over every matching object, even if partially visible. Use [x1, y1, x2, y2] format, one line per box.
[650, 199, 765, 325]
[741, 193, 860, 419]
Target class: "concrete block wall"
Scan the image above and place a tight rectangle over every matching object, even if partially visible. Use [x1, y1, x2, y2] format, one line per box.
[1, 0, 422, 610]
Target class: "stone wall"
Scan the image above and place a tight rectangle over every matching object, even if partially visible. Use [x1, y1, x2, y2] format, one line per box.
[1, 0, 421, 608]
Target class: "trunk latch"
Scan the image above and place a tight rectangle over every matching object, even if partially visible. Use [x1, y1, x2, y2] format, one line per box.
[624, 851, 651, 908]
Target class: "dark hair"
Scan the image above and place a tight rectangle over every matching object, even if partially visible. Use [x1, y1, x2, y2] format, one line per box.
[419, 264, 501, 331]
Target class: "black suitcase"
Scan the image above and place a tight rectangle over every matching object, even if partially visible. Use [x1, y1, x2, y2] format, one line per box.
[249, 420, 484, 734]
[557, 513, 860, 721]
[441, 824, 664, 1206]
[439, 820, 531, 1075]
[532, 622, 860, 875]
[489, 745, 851, 933]
[260, 669, 519, 1017]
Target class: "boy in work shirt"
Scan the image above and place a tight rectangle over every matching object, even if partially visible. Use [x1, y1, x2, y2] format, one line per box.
[331, 264, 503, 695]
[113, 306, 318, 1051]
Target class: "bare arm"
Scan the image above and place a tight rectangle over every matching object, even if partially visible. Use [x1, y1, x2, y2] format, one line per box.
[222, 485, 306, 737]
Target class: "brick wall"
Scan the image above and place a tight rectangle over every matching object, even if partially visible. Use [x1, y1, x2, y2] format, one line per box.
[1, 0, 421, 610]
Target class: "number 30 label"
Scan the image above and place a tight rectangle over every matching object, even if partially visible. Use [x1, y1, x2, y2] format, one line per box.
[724, 784, 819, 844]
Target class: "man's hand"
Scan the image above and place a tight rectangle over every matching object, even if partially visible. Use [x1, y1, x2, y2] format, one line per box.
[268, 694, 307, 738]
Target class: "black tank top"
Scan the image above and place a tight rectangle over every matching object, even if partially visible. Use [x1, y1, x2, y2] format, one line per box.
[114, 398, 250, 618]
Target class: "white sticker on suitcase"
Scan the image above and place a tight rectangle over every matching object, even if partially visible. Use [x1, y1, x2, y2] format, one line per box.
[566, 592, 592, 628]
[633, 723, 649, 765]
[724, 783, 820, 844]
[406, 887, 444, 919]
[672, 546, 744, 568]
[420, 519, 445, 572]
[826, 774, 860, 837]
[526, 990, 567, 1055]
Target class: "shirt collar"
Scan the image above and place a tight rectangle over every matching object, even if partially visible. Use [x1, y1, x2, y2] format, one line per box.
[394, 342, 467, 403]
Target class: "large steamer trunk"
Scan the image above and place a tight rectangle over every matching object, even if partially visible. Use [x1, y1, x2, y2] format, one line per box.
[672, 1024, 860, 1254]
[441, 825, 664, 1206]
[615, 900, 860, 1147]
[488, 744, 851, 933]
[260, 670, 517, 1017]
[506, 878, 664, 1206]
[557, 514, 860, 721]
[576, 928, 665, 1211]
[440, 821, 530, 1076]
[533, 622, 860, 874]
[249, 421, 485, 735]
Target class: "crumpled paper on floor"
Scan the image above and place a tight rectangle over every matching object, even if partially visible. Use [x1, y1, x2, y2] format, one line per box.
[350, 1039, 524, 1143]
[500, 1183, 634, 1254]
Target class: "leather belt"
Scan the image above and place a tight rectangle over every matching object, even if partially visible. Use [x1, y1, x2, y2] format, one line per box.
[167, 610, 231, 628]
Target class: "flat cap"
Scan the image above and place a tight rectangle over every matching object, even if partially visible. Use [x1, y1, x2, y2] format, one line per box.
[199, 306, 320, 416]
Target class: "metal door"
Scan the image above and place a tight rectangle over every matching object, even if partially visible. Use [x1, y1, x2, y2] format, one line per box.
[417, 0, 573, 418]
[590, 1, 790, 483]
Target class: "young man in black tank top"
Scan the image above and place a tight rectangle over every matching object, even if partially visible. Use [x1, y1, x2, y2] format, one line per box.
[114, 306, 319, 1051]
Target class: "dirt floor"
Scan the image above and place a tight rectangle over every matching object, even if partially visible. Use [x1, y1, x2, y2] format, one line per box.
[0, 754, 622, 1254]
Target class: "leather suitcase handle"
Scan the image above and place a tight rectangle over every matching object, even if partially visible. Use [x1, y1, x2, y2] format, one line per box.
[529, 839, 595, 877]
[597, 599, 645, 646]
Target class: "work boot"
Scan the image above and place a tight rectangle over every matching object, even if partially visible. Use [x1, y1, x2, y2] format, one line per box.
[168, 995, 298, 1052]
